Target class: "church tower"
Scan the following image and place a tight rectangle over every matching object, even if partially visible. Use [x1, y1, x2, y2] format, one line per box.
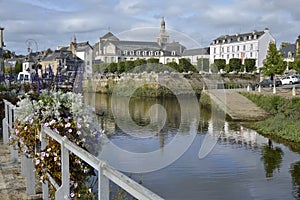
[157, 17, 169, 46]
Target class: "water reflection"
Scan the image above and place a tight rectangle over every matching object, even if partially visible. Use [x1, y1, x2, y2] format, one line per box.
[260, 141, 284, 178]
[290, 161, 300, 198]
[83, 93, 300, 199]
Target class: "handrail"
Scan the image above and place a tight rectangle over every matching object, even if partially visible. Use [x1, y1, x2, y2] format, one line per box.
[42, 126, 164, 200]
[2, 99, 164, 200]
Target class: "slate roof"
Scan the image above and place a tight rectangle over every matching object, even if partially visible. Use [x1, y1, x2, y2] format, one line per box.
[42, 50, 81, 62]
[281, 44, 296, 58]
[211, 29, 267, 45]
[107, 40, 161, 51]
[182, 47, 210, 56]
[101, 32, 119, 41]
[74, 41, 93, 51]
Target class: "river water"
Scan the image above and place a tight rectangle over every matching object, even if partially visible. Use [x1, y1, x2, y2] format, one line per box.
[84, 93, 300, 200]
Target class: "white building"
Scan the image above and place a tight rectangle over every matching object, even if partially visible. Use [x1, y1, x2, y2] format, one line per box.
[210, 28, 275, 70]
[182, 47, 210, 68]
[68, 36, 93, 78]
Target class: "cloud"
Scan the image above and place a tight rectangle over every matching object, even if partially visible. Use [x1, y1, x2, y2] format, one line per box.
[0, 0, 300, 54]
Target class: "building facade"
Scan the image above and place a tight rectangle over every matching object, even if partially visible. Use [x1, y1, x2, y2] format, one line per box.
[93, 17, 186, 65]
[182, 48, 210, 68]
[210, 28, 275, 70]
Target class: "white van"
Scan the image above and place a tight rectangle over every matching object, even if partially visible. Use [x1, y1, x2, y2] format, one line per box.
[17, 72, 32, 83]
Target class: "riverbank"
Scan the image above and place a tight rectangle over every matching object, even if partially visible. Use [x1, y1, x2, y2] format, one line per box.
[241, 92, 300, 144]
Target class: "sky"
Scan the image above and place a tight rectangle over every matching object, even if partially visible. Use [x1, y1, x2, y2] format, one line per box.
[0, 0, 300, 55]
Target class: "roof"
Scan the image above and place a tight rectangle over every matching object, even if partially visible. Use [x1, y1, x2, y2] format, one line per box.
[211, 29, 268, 45]
[164, 42, 186, 55]
[107, 40, 161, 51]
[100, 32, 119, 41]
[42, 50, 81, 62]
[281, 44, 296, 58]
[74, 41, 93, 51]
[182, 47, 210, 56]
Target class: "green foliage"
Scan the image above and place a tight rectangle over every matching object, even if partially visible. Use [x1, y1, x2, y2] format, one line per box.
[167, 62, 181, 72]
[241, 93, 300, 143]
[213, 59, 226, 71]
[228, 58, 242, 72]
[261, 42, 286, 75]
[133, 59, 147, 67]
[107, 62, 117, 73]
[93, 63, 108, 73]
[117, 61, 126, 73]
[261, 145, 284, 178]
[244, 58, 257, 72]
[147, 58, 159, 64]
[15, 61, 22, 73]
[179, 58, 196, 72]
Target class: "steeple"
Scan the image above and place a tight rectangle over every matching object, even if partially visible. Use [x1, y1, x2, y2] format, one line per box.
[157, 16, 169, 46]
[73, 34, 77, 44]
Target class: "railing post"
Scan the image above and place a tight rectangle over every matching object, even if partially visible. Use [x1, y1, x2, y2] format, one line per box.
[258, 85, 261, 93]
[56, 136, 70, 200]
[247, 84, 250, 92]
[292, 86, 296, 96]
[98, 161, 109, 200]
[23, 156, 36, 195]
[3, 101, 9, 144]
[273, 85, 276, 94]
[41, 127, 49, 200]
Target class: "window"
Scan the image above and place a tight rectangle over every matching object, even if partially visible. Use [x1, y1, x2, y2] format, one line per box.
[221, 47, 224, 52]
[237, 46, 240, 51]
[213, 48, 216, 53]
[250, 44, 253, 50]
[136, 51, 141, 56]
[243, 45, 246, 51]
[155, 51, 160, 56]
[227, 54, 229, 59]
[232, 46, 234, 52]
[227, 47, 230, 52]
[171, 51, 176, 56]
[232, 54, 235, 58]
[130, 50, 135, 56]
[123, 50, 128, 56]
[250, 52, 253, 57]
[143, 51, 147, 56]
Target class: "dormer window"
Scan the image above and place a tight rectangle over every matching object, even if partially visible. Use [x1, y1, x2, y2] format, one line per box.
[123, 50, 128, 56]
[171, 51, 176, 56]
[248, 36, 252, 40]
[253, 35, 257, 39]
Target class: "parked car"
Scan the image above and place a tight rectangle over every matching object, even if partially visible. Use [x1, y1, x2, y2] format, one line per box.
[256, 79, 282, 88]
[281, 75, 300, 85]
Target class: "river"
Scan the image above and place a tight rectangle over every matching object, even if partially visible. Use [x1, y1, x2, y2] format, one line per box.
[84, 93, 300, 200]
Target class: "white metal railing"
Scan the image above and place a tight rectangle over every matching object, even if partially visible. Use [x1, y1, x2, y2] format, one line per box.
[2, 99, 164, 200]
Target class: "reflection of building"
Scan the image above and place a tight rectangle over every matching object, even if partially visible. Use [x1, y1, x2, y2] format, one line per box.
[210, 28, 275, 69]
[93, 17, 186, 64]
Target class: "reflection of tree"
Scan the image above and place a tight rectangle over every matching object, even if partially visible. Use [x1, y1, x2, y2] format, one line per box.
[261, 141, 284, 178]
[290, 161, 300, 198]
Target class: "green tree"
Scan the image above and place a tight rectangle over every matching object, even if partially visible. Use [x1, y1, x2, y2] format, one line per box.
[134, 59, 147, 67]
[244, 58, 257, 72]
[166, 62, 180, 72]
[213, 59, 226, 71]
[179, 58, 196, 72]
[15, 61, 22, 73]
[261, 42, 286, 76]
[125, 61, 135, 72]
[228, 58, 242, 72]
[107, 62, 117, 73]
[147, 58, 159, 64]
[117, 61, 126, 73]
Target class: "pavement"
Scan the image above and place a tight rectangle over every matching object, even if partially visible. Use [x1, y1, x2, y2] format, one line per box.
[0, 139, 42, 200]
[205, 89, 269, 121]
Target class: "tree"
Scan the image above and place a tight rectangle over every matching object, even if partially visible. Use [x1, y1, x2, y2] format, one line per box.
[228, 58, 242, 72]
[179, 58, 196, 72]
[125, 61, 135, 72]
[117, 62, 125, 74]
[244, 58, 257, 72]
[213, 59, 226, 71]
[107, 62, 117, 73]
[261, 42, 286, 76]
[15, 61, 22, 73]
[166, 62, 180, 72]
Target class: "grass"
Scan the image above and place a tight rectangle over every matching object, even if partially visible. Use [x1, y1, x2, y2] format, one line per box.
[241, 92, 300, 143]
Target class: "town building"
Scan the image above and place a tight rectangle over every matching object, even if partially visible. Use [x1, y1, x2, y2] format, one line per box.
[182, 47, 210, 71]
[93, 17, 186, 65]
[209, 28, 275, 70]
